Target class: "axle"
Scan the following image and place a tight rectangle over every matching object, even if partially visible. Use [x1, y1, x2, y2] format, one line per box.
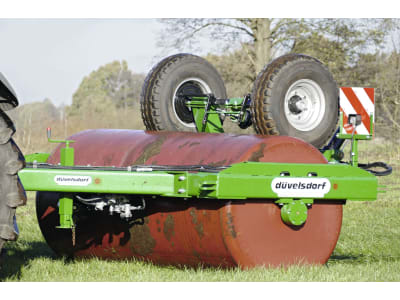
[180, 93, 252, 132]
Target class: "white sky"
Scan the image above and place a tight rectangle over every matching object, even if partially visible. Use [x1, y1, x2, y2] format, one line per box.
[0, 19, 166, 106]
[0, 0, 397, 107]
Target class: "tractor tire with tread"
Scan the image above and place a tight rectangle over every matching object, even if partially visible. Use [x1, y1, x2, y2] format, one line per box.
[140, 53, 227, 132]
[251, 53, 339, 148]
[0, 110, 26, 254]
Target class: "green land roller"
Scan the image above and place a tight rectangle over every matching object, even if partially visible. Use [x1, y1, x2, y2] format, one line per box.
[0, 53, 392, 268]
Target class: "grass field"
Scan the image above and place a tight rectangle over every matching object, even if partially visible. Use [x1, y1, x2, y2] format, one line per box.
[0, 139, 399, 282]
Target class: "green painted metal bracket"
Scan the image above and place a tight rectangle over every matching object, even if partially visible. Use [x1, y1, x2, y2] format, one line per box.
[45, 128, 75, 228]
[337, 112, 374, 141]
[57, 195, 74, 229]
[332, 112, 375, 166]
[185, 96, 245, 133]
[24, 152, 50, 163]
[192, 106, 224, 133]
[46, 127, 75, 166]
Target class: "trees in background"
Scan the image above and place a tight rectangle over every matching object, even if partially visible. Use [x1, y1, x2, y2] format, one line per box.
[66, 60, 145, 132]
[68, 60, 145, 117]
[11, 61, 146, 153]
[159, 19, 394, 78]
[8, 99, 62, 153]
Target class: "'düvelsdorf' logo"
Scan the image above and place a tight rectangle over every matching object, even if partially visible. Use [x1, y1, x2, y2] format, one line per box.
[271, 177, 331, 198]
[54, 175, 92, 186]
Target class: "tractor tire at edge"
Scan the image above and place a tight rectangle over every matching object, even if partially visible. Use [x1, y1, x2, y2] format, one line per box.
[0, 109, 26, 255]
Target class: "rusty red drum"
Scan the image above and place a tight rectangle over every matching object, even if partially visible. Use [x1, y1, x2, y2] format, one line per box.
[36, 130, 343, 268]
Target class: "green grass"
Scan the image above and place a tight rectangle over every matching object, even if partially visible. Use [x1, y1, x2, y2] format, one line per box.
[1, 140, 400, 281]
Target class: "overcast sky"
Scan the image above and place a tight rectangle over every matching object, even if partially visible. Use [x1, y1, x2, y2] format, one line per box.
[0, 19, 169, 106]
[1, 15, 397, 107]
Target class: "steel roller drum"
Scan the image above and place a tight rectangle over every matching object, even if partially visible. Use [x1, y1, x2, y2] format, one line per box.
[36, 130, 343, 268]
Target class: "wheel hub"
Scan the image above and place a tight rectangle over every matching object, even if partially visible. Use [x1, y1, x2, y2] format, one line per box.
[173, 78, 212, 128]
[174, 82, 200, 124]
[284, 79, 326, 132]
[280, 200, 309, 226]
[288, 95, 304, 115]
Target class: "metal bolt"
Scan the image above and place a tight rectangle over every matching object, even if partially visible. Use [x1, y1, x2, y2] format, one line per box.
[178, 188, 186, 194]
[178, 176, 186, 181]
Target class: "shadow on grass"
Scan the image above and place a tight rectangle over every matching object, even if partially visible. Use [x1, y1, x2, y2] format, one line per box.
[328, 253, 400, 265]
[0, 240, 69, 281]
[329, 254, 360, 261]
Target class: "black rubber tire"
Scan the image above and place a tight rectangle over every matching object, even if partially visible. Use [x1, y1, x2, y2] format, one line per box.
[0, 110, 26, 253]
[251, 53, 339, 148]
[140, 53, 227, 131]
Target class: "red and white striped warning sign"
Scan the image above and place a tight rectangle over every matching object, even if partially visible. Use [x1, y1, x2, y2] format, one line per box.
[340, 87, 374, 135]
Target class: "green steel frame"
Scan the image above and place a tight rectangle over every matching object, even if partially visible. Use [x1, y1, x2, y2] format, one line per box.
[18, 96, 382, 228]
[19, 161, 378, 201]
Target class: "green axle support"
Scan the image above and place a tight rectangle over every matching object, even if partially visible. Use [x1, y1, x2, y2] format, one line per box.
[186, 95, 245, 133]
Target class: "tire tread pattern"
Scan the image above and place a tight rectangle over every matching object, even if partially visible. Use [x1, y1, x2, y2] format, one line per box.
[140, 54, 190, 131]
[0, 110, 26, 253]
[251, 53, 338, 147]
[140, 53, 226, 131]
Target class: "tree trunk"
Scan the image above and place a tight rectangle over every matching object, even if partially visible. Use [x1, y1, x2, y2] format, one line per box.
[251, 19, 272, 75]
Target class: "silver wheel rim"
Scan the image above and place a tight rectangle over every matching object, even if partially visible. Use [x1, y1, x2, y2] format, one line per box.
[172, 78, 212, 128]
[284, 79, 325, 132]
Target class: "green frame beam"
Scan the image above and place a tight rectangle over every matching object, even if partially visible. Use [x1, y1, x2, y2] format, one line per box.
[19, 161, 378, 202]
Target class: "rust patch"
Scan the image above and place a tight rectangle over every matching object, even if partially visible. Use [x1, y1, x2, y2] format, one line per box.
[248, 143, 266, 162]
[156, 219, 161, 232]
[195, 223, 204, 239]
[132, 136, 167, 165]
[189, 142, 201, 147]
[189, 208, 204, 239]
[226, 212, 237, 238]
[178, 141, 190, 149]
[129, 217, 156, 256]
[192, 250, 201, 261]
[189, 208, 196, 219]
[103, 154, 115, 165]
[207, 159, 227, 167]
[40, 206, 56, 220]
[163, 214, 175, 241]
